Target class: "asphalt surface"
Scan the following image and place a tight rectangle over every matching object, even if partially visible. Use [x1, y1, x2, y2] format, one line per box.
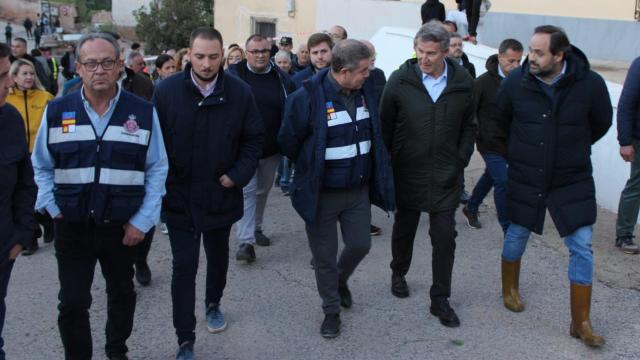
[4, 152, 640, 360]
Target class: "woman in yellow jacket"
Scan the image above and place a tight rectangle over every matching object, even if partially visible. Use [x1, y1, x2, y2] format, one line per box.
[7, 58, 54, 255]
[7, 58, 54, 152]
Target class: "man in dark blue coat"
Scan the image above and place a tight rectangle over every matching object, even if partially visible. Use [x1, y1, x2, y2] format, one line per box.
[0, 42, 37, 360]
[615, 56, 640, 255]
[279, 39, 395, 338]
[153, 27, 264, 359]
[496, 26, 612, 347]
[291, 33, 333, 88]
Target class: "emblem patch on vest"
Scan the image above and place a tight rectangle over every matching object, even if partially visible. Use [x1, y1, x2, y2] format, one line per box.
[62, 112, 76, 133]
[123, 114, 139, 134]
[326, 101, 337, 121]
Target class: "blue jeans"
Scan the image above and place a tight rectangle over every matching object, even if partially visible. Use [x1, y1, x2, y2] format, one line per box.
[0, 258, 15, 360]
[467, 153, 510, 232]
[278, 157, 294, 192]
[502, 223, 594, 285]
[168, 225, 230, 345]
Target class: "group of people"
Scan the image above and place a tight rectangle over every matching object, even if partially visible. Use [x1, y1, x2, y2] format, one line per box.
[0, 15, 638, 360]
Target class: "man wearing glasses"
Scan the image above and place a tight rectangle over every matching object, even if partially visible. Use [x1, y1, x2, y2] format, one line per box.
[228, 34, 296, 262]
[31, 32, 168, 360]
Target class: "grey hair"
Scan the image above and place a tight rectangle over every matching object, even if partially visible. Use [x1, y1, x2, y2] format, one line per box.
[76, 32, 121, 61]
[126, 51, 143, 66]
[274, 50, 291, 63]
[331, 39, 371, 73]
[414, 21, 451, 51]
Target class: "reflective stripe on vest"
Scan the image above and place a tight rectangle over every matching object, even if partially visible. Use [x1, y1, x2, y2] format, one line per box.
[99, 168, 145, 186]
[325, 106, 371, 161]
[325, 140, 372, 161]
[327, 106, 370, 128]
[54, 167, 145, 186]
[48, 125, 96, 144]
[54, 167, 95, 184]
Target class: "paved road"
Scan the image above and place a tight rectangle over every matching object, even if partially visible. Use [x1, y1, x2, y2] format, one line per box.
[4, 152, 640, 360]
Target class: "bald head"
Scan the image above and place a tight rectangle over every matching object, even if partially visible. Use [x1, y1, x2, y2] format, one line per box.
[329, 25, 348, 43]
[360, 39, 376, 70]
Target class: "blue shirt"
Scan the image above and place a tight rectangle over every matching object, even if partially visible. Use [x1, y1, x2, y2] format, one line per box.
[421, 60, 448, 102]
[31, 85, 169, 233]
[535, 61, 567, 99]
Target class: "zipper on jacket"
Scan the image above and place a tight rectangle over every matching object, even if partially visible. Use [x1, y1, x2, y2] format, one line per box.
[23, 90, 31, 148]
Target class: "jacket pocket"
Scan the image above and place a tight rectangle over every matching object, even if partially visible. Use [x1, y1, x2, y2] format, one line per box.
[107, 187, 145, 221]
[54, 185, 86, 220]
[55, 142, 81, 169]
[111, 144, 143, 170]
[208, 183, 240, 215]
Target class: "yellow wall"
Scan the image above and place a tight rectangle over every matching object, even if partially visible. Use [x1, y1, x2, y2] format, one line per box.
[438, 0, 635, 21]
[214, 0, 318, 49]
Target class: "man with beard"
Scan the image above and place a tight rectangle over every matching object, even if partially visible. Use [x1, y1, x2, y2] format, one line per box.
[291, 33, 333, 88]
[153, 27, 263, 359]
[496, 25, 611, 347]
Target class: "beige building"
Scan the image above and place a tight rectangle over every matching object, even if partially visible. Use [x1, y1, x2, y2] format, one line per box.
[214, 0, 318, 48]
[215, 0, 639, 61]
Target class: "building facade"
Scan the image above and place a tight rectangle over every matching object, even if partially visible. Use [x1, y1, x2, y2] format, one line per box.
[214, 0, 640, 61]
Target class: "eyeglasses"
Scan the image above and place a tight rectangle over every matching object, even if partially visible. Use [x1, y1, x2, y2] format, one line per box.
[246, 49, 271, 56]
[79, 59, 117, 72]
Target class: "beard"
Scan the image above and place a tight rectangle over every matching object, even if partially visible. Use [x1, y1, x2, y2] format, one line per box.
[192, 68, 217, 82]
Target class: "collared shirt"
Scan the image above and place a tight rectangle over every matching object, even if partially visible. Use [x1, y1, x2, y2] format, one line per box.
[535, 61, 567, 85]
[191, 69, 218, 98]
[535, 61, 567, 99]
[327, 71, 358, 120]
[31, 86, 169, 233]
[420, 60, 448, 102]
[498, 65, 506, 79]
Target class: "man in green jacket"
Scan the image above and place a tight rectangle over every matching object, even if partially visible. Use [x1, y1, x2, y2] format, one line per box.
[380, 21, 476, 328]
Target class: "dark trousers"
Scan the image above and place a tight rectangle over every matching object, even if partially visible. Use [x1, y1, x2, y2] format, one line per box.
[305, 186, 371, 315]
[135, 226, 154, 264]
[467, 153, 510, 232]
[168, 225, 231, 345]
[55, 220, 136, 359]
[390, 208, 457, 301]
[465, 0, 482, 36]
[0, 257, 14, 360]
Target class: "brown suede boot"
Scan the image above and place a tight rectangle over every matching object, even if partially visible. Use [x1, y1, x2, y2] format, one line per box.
[570, 283, 605, 347]
[501, 258, 524, 312]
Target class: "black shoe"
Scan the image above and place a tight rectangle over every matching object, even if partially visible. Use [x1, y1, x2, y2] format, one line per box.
[391, 273, 409, 298]
[236, 243, 256, 263]
[42, 221, 54, 243]
[21, 242, 39, 256]
[370, 225, 382, 236]
[135, 261, 152, 286]
[430, 299, 460, 328]
[338, 284, 352, 309]
[109, 354, 129, 360]
[615, 235, 640, 254]
[462, 205, 482, 229]
[320, 313, 341, 338]
[255, 230, 271, 246]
